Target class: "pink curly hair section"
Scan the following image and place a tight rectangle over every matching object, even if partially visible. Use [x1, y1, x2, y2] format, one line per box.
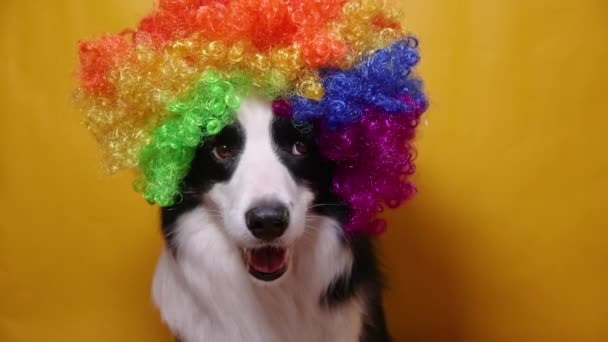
[317, 99, 424, 236]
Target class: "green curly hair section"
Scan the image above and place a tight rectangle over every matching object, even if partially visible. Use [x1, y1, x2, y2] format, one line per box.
[135, 70, 251, 206]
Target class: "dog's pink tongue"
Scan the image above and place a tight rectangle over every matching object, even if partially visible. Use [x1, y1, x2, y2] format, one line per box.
[249, 247, 286, 273]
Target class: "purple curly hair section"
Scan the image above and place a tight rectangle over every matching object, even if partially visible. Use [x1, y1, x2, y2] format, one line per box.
[278, 37, 428, 236]
[318, 99, 425, 236]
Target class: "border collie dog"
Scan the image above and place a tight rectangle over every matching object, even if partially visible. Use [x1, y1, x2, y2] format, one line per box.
[152, 97, 389, 341]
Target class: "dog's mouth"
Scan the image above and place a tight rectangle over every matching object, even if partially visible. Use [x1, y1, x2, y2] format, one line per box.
[243, 246, 289, 282]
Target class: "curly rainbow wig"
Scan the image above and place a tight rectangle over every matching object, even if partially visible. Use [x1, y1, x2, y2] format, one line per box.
[75, 0, 428, 236]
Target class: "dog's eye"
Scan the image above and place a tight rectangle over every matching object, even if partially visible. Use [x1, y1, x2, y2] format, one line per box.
[291, 141, 309, 156]
[213, 145, 233, 159]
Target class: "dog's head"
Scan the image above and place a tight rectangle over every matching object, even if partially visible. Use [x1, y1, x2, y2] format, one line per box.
[166, 97, 346, 282]
[76, 0, 427, 284]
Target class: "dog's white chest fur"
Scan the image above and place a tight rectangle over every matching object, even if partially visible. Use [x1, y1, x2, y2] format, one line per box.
[152, 207, 363, 342]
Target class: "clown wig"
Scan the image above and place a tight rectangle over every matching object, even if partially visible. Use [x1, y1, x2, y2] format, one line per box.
[75, 0, 428, 236]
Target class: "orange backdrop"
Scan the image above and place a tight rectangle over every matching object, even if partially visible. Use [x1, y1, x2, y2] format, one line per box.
[1, 0, 607, 341]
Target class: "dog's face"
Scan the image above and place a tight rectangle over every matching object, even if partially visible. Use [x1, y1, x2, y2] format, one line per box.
[168, 97, 346, 283]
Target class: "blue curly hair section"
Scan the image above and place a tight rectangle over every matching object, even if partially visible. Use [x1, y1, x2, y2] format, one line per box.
[290, 37, 426, 129]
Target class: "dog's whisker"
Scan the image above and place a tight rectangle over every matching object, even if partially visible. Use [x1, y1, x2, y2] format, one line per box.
[307, 203, 345, 209]
[299, 230, 316, 243]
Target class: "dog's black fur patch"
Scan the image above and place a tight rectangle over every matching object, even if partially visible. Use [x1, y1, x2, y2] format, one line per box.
[271, 116, 350, 223]
[322, 235, 391, 341]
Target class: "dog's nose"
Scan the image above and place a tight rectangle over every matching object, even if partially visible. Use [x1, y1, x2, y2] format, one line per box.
[245, 203, 289, 241]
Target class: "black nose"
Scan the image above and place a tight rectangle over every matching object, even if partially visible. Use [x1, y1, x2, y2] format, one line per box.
[245, 203, 290, 241]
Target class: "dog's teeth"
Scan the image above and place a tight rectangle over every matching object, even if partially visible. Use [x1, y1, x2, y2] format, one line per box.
[242, 248, 250, 263]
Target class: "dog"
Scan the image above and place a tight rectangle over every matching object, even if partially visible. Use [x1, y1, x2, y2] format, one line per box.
[151, 96, 390, 341]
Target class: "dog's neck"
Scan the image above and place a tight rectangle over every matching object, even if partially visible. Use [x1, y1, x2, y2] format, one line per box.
[152, 206, 362, 342]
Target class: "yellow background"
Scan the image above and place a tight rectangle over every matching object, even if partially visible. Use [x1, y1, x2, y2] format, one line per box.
[1, 0, 607, 341]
